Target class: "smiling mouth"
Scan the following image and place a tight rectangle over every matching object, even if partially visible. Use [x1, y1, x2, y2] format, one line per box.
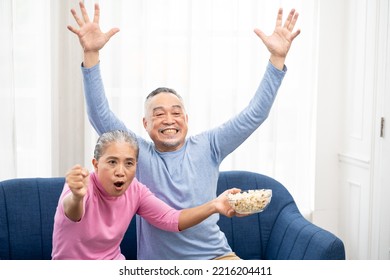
[161, 128, 178, 135]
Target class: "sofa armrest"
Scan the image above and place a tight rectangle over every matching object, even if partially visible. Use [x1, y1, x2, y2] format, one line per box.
[265, 204, 345, 260]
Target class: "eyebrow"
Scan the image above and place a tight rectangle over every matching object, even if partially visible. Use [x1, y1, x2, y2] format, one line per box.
[153, 105, 183, 112]
[106, 156, 136, 161]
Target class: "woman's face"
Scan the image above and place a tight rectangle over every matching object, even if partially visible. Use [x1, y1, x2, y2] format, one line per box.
[92, 141, 137, 197]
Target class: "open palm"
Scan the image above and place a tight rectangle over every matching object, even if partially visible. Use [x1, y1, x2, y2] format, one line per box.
[67, 2, 119, 52]
[254, 8, 300, 59]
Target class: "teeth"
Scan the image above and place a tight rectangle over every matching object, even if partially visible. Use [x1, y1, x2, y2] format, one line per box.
[163, 129, 177, 135]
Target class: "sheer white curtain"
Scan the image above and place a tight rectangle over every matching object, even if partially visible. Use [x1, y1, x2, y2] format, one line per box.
[85, 0, 319, 215]
[0, 0, 84, 181]
[0, 0, 52, 180]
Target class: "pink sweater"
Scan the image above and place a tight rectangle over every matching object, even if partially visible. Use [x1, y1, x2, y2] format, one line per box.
[51, 173, 181, 260]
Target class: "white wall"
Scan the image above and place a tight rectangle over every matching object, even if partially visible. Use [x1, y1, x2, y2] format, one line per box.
[314, 0, 390, 259]
[312, 0, 346, 235]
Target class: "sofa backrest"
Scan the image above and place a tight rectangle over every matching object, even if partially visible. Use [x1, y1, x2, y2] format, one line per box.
[217, 171, 345, 259]
[0, 177, 64, 259]
[0, 177, 138, 260]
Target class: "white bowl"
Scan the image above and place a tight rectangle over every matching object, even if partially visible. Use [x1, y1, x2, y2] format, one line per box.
[227, 189, 272, 214]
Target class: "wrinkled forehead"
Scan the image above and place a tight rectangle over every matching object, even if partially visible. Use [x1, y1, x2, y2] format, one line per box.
[144, 92, 185, 112]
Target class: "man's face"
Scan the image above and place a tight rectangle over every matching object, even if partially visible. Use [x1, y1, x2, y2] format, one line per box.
[143, 92, 188, 152]
[93, 141, 137, 197]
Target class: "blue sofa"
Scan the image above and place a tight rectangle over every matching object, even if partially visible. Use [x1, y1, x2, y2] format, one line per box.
[0, 170, 345, 260]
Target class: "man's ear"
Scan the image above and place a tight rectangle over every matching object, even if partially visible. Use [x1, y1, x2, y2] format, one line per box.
[142, 117, 148, 130]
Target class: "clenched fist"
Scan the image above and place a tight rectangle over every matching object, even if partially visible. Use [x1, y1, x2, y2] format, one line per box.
[65, 165, 90, 202]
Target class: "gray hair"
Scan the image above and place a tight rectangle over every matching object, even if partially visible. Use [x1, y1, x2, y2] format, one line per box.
[94, 130, 139, 161]
[145, 87, 183, 102]
[144, 87, 186, 115]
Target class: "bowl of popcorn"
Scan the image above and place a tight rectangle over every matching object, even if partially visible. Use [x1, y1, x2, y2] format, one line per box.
[227, 189, 272, 214]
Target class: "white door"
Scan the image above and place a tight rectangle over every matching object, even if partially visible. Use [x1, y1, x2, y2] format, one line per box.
[370, 0, 390, 260]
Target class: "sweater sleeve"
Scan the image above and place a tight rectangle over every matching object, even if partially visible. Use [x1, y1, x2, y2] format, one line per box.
[136, 184, 181, 232]
[209, 61, 287, 162]
[81, 63, 128, 136]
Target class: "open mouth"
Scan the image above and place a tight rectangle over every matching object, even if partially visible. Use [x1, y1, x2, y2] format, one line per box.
[114, 181, 125, 189]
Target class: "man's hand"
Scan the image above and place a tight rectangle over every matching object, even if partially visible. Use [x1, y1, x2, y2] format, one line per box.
[215, 188, 242, 218]
[67, 2, 119, 67]
[254, 8, 301, 70]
